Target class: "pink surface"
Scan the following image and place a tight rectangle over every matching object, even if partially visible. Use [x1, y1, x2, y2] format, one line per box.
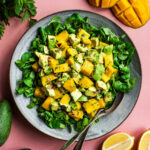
[0, 0, 150, 150]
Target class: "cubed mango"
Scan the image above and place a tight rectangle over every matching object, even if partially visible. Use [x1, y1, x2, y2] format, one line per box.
[56, 30, 69, 42]
[69, 110, 84, 121]
[42, 97, 54, 110]
[60, 94, 70, 105]
[32, 62, 39, 72]
[81, 60, 94, 76]
[63, 79, 76, 92]
[54, 89, 63, 99]
[41, 74, 57, 86]
[34, 87, 45, 99]
[79, 76, 93, 88]
[83, 99, 100, 114]
[54, 63, 70, 73]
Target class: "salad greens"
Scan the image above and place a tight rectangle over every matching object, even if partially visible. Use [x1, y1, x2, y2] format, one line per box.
[15, 13, 135, 132]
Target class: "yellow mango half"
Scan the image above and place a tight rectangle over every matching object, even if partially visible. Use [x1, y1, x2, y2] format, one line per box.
[88, 0, 119, 8]
[112, 0, 150, 28]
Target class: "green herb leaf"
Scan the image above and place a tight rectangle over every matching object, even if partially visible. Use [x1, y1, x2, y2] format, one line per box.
[0, 23, 5, 40]
[50, 16, 61, 24]
[22, 10, 30, 22]
[16, 87, 25, 94]
[24, 78, 33, 87]
[27, 102, 35, 109]
[29, 19, 37, 27]
[21, 52, 32, 62]
[14, 0, 23, 16]
[15, 60, 25, 69]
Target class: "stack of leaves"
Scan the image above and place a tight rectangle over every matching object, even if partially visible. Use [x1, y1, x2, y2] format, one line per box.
[0, 0, 37, 39]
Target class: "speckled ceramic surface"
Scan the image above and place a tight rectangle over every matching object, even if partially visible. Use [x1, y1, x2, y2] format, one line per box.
[9, 10, 142, 141]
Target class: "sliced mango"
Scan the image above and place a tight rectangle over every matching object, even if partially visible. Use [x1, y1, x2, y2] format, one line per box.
[54, 89, 63, 99]
[88, 0, 119, 8]
[41, 74, 57, 86]
[112, 0, 150, 28]
[42, 97, 54, 110]
[79, 76, 94, 88]
[69, 110, 84, 121]
[81, 60, 94, 76]
[56, 30, 69, 42]
[48, 56, 58, 70]
[60, 94, 70, 105]
[32, 62, 39, 72]
[54, 63, 70, 73]
[63, 79, 76, 92]
[34, 87, 45, 99]
[83, 99, 100, 114]
[66, 56, 75, 65]
[77, 29, 90, 39]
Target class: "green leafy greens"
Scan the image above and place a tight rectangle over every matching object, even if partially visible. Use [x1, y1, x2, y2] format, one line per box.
[0, 0, 37, 39]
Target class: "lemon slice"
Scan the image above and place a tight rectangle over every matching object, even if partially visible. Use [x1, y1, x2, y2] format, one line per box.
[102, 132, 134, 150]
[138, 130, 150, 150]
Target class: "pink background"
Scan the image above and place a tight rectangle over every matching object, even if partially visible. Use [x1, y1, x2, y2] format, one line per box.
[0, 0, 150, 150]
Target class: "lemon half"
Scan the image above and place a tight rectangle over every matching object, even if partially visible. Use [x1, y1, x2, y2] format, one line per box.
[138, 130, 150, 150]
[102, 132, 134, 150]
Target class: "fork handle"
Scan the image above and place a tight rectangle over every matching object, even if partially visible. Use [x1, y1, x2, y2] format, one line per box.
[60, 109, 105, 150]
[73, 127, 89, 150]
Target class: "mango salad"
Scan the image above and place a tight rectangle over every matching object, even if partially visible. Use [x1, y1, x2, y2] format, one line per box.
[16, 13, 135, 132]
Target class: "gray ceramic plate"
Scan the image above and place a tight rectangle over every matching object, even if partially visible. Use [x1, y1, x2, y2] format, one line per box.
[9, 10, 142, 141]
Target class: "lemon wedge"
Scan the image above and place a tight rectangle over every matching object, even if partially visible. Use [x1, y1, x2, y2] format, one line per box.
[102, 132, 134, 150]
[138, 130, 150, 150]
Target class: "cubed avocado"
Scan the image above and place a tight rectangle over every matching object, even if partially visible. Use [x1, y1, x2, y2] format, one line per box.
[85, 86, 97, 97]
[98, 52, 106, 64]
[89, 86, 96, 92]
[72, 70, 82, 84]
[85, 50, 99, 63]
[75, 53, 84, 64]
[59, 73, 70, 84]
[42, 86, 55, 97]
[79, 88, 86, 92]
[91, 37, 99, 49]
[35, 52, 49, 68]
[51, 101, 59, 111]
[76, 44, 88, 52]
[71, 89, 82, 101]
[96, 93, 102, 100]
[103, 45, 113, 54]
[102, 83, 111, 94]
[69, 34, 80, 45]
[93, 64, 105, 81]
[38, 45, 49, 54]
[66, 105, 72, 112]
[43, 65, 52, 75]
[50, 48, 62, 59]
[48, 35, 56, 50]
[78, 95, 88, 102]
[43, 45, 49, 54]
[39, 69, 45, 77]
[72, 63, 81, 72]
[104, 92, 113, 103]
[96, 81, 107, 90]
